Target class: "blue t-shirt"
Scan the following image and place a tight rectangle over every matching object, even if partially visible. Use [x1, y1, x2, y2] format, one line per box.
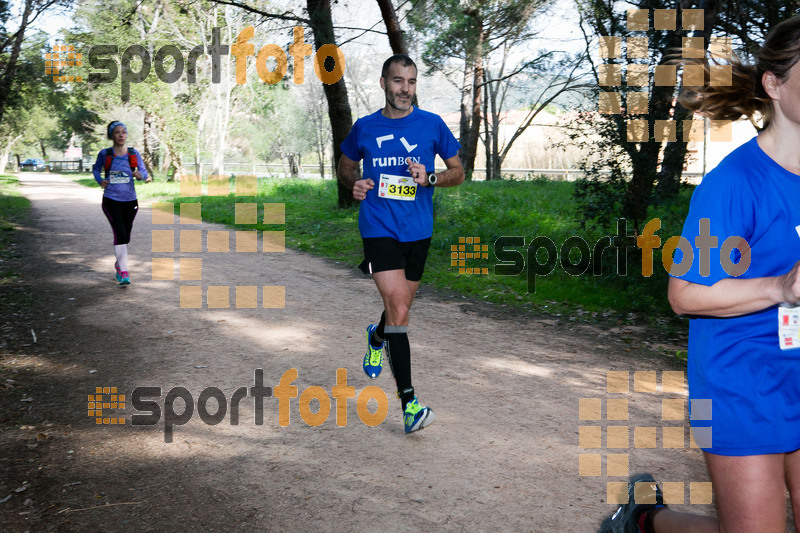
[340, 107, 461, 241]
[672, 135, 800, 455]
[92, 148, 148, 202]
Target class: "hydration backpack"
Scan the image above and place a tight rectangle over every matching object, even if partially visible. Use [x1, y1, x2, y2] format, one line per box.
[104, 147, 138, 179]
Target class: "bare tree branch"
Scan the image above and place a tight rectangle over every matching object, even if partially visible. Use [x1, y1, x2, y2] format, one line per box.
[207, 0, 309, 23]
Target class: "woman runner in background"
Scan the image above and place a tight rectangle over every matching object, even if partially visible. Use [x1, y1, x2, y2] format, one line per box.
[599, 14, 800, 533]
[92, 121, 150, 285]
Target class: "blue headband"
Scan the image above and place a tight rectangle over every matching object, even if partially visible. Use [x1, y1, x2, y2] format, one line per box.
[108, 121, 126, 137]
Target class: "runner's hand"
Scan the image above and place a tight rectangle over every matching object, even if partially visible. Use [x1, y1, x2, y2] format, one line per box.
[100, 179, 109, 189]
[406, 158, 428, 186]
[133, 170, 143, 180]
[778, 260, 800, 305]
[353, 178, 374, 201]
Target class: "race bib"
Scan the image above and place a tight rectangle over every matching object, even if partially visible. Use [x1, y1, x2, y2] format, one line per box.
[378, 174, 417, 201]
[109, 170, 130, 184]
[779, 305, 800, 349]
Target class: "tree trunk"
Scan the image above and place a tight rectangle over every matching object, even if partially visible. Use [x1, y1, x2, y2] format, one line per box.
[211, 12, 234, 178]
[655, 0, 718, 201]
[316, 129, 326, 178]
[307, 0, 356, 208]
[460, 10, 484, 177]
[482, 69, 493, 181]
[0, 0, 32, 126]
[154, 114, 184, 181]
[195, 109, 206, 177]
[375, 0, 420, 108]
[142, 111, 156, 178]
[459, 59, 474, 171]
[653, 105, 691, 201]
[166, 142, 184, 181]
[376, 0, 407, 53]
[489, 73, 501, 180]
[0, 134, 22, 174]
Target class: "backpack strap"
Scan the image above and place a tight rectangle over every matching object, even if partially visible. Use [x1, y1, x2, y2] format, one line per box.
[103, 147, 139, 179]
[103, 147, 114, 179]
[127, 147, 138, 173]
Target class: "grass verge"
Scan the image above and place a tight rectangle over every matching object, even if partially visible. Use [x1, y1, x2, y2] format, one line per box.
[0, 175, 31, 286]
[69, 174, 692, 328]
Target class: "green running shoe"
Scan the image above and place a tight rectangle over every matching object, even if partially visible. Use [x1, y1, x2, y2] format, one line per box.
[363, 324, 383, 379]
[403, 396, 435, 434]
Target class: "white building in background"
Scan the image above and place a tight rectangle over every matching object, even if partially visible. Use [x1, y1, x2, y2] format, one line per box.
[440, 107, 760, 183]
[684, 117, 758, 183]
[440, 108, 585, 178]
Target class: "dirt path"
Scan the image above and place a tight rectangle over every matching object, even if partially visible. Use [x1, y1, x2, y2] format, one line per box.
[0, 173, 715, 532]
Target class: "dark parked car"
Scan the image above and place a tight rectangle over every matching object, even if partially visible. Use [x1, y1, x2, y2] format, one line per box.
[20, 158, 47, 171]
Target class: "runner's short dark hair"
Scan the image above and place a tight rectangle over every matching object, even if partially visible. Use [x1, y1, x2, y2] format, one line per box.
[381, 54, 417, 78]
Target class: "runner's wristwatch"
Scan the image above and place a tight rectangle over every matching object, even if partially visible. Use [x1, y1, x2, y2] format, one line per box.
[427, 173, 437, 186]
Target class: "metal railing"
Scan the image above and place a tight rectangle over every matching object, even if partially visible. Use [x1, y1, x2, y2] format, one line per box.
[48, 160, 85, 173]
[60, 160, 707, 184]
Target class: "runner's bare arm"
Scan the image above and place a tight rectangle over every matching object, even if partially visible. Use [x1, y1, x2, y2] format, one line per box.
[434, 155, 465, 187]
[668, 262, 800, 317]
[338, 153, 373, 201]
[408, 155, 464, 188]
[338, 154, 361, 190]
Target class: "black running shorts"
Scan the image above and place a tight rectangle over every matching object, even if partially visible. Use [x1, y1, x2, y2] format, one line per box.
[358, 237, 432, 282]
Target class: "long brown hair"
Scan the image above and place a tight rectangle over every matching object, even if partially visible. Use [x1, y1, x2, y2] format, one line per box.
[679, 15, 800, 129]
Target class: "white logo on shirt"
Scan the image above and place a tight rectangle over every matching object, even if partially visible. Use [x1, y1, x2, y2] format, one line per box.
[376, 134, 394, 148]
[400, 137, 417, 152]
[372, 155, 420, 167]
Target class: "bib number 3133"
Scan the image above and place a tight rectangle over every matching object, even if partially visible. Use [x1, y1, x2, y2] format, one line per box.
[378, 174, 417, 201]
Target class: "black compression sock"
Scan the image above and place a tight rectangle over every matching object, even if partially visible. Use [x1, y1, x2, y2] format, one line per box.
[384, 327, 413, 406]
[370, 312, 386, 348]
[399, 388, 415, 410]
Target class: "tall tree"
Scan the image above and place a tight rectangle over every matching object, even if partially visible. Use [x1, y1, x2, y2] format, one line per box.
[0, 32, 60, 171]
[208, 0, 357, 207]
[410, 0, 586, 179]
[574, 0, 711, 228]
[306, 0, 355, 207]
[376, 0, 408, 54]
[574, 0, 795, 228]
[0, 0, 72, 125]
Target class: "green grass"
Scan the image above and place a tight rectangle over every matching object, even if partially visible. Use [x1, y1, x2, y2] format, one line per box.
[0, 175, 31, 285]
[70, 174, 693, 321]
[0, 176, 30, 231]
[72, 175, 181, 202]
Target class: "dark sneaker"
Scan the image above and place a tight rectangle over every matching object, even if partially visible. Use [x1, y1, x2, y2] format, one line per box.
[597, 473, 665, 533]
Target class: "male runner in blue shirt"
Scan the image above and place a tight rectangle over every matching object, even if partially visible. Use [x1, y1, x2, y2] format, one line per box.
[338, 54, 465, 434]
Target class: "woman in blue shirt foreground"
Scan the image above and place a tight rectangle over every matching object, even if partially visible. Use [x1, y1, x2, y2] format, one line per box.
[92, 121, 150, 285]
[599, 15, 800, 533]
